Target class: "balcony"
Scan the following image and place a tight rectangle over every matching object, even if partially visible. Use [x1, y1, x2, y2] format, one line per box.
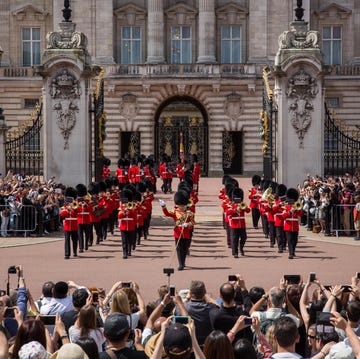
[0, 67, 36, 77]
[105, 63, 264, 78]
[331, 65, 360, 76]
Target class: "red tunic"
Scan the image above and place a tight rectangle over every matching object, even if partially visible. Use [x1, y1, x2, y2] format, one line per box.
[248, 188, 260, 209]
[118, 204, 137, 231]
[282, 207, 302, 232]
[116, 168, 128, 184]
[60, 205, 80, 231]
[226, 204, 250, 228]
[102, 166, 110, 180]
[162, 206, 194, 239]
[76, 199, 92, 225]
[192, 163, 200, 184]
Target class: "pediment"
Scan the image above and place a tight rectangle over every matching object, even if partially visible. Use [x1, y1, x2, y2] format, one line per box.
[165, 2, 197, 16]
[114, 3, 146, 16]
[316, 3, 352, 20]
[12, 3, 49, 20]
[216, 2, 248, 15]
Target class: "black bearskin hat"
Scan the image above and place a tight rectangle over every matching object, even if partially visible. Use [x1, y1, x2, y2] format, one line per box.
[286, 188, 299, 203]
[65, 187, 77, 200]
[98, 181, 107, 193]
[225, 183, 235, 197]
[276, 184, 287, 197]
[191, 154, 198, 163]
[103, 157, 111, 166]
[123, 159, 130, 167]
[124, 183, 136, 195]
[231, 187, 244, 202]
[178, 181, 191, 195]
[104, 178, 112, 189]
[260, 179, 270, 191]
[230, 178, 239, 188]
[88, 182, 99, 195]
[174, 190, 189, 206]
[120, 189, 133, 202]
[136, 181, 147, 194]
[252, 175, 261, 186]
[134, 191, 142, 202]
[111, 176, 119, 187]
[222, 175, 232, 185]
[117, 158, 124, 167]
[75, 183, 87, 198]
[269, 181, 278, 192]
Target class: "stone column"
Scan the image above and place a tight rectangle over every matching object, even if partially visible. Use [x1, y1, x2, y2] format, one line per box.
[146, 0, 164, 64]
[0, 119, 8, 177]
[352, 3, 360, 63]
[197, 0, 216, 63]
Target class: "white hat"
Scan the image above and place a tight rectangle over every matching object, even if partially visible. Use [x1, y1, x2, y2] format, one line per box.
[18, 341, 49, 359]
[325, 342, 355, 359]
[50, 343, 89, 359]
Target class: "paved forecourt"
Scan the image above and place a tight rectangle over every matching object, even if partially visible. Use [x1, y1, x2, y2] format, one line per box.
[0, 177, 359, 303]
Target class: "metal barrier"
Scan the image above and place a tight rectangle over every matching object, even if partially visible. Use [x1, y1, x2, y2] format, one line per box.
[0, 205, 37, 237]
[330, 203, 356, 237]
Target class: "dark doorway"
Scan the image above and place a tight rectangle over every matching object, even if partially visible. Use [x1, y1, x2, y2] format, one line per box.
[222, 131, 243, 174]
[120, 131, 140, 160]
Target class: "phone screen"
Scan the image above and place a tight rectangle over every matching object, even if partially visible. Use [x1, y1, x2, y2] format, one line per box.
[170, 286, 175, 297]
[92, 291, 99, 303]
[284, 275, 301, 284]
[173, 316, 190, 324]
[228, 275, 237, 282]
[39, 315, 56, 325]
[310, 273, 316, 282]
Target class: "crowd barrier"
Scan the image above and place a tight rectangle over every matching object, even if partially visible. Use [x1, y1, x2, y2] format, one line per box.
[1, 205, 38, 237]
[330, 203, 356, 237]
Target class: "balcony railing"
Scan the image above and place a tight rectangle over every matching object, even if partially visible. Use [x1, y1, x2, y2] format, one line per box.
[0, 67, 36, 77]
[331, 65, 360, 76]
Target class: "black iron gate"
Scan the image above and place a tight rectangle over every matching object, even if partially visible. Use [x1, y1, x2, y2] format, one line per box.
[155, 116, 208, 175]
[222, 131, 243, 174]
[5, 101, 43, 176]
[324, 103, 360, 175]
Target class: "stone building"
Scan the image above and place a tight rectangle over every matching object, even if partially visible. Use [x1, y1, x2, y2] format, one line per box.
[0, 0, 359, 177]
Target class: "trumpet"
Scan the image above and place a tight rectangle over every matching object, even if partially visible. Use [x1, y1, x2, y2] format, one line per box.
[292, 201, 303, 210]
[125, 201, 136, 210]
[238, 202, 247, 210]
[261, 188, 273, 201]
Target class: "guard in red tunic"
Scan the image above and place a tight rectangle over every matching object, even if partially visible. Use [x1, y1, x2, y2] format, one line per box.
[102, 157, 111, 180]
[128, 159, 138, 184]
[160, 191, 195, 271]
[75, 183, 92, 252]
[282, 188, 303, 259]
[248, 175, 261, 229]
[159, 157, 169, 193]
[176, 158, 186, 182]
[273, 184, 287, 253]
[225, 187, 250, 257]
[60, 187, 80, 259]
[191, 154, 201, 191]
[88, 182, 104, 245]
[118, 189, 137, 259]
[115, 159, 128, 190]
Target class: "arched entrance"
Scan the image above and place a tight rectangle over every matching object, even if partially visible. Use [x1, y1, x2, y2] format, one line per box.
[155, 96, 208, 175]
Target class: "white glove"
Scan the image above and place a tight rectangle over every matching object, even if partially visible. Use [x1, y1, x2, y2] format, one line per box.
[183, 223, 189, 228]
[159, 199, 166, 207]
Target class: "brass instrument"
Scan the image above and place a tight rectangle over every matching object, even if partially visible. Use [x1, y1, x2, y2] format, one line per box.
[261, 188, 273, 201]
[292, 201, 303, 210]
[239, 202, 247, 210]
[125, 201, 136, 210]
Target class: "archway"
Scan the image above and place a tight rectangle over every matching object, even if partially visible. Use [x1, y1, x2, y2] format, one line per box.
[154, 96, 208, 175]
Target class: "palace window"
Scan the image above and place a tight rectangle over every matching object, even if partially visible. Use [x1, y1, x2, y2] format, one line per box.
[322, 26, 342, 65]
[22, 28, 41, 66]
[171, 26, 191, 64]
[221, 25, 242, 63]
[121, 26, 141, 64]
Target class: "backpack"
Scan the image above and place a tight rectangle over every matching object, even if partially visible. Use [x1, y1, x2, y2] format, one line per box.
[260, 312, 287, 335]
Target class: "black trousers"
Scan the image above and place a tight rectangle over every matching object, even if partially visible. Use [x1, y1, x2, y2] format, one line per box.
[175, 237, 190, 267]
[285, 231, 298, 256]
[261, 214, 269, 237]
[275, 226, 286, 250]
[268, 221, 276, 245]
[231, 227, 247, 255]
[64, 230, 78, 257]
[121, 230, 135, 257]
[251, 208, 261, 228]
[78, 223, 91, 250]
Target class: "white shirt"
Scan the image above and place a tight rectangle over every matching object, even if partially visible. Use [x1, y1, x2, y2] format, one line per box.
[251, 308, 301, 327]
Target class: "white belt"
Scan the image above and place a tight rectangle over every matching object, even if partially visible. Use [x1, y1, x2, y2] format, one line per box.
[287, 218, 298, 221]
[66, 218, 77, 221]
[79, 212, 89, 215]
[121, 218, 134, 221]
[231, 217, 245, 219]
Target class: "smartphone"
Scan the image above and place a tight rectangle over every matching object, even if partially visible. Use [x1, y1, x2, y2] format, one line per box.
[284, 275, 301, 284]
[228, 275, 237, 282]
[341, 285, 352, 293]
[323, 285, 332, 291]
[244, 317, 253, 325]
[173, 316, 190, 325]
[92, 291, 99, 303]
[8, 266, 17, 274]
[4, 307, 15, 318]
[39, 315, 56, 325]
[169, 285, 176, 298]
[122, 282, 131, 288]
[310, 272, 316, 282]
[357, 272, 360, 279]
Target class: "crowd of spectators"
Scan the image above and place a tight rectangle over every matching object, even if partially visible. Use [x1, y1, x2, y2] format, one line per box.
[0, 170, 64, 238]
[1, 265, 360, 358]
[298, 172, 360, 238]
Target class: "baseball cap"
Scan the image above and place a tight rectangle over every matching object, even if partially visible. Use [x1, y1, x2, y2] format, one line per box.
[325, 342, 355, 359]
[18, 341, 49, 359]
[50, 343, 89, 359]
[163, 323, 192, 355]
[104, 312, 130, 341]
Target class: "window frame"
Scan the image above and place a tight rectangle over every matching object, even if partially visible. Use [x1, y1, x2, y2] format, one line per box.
[170, 25, 192, 64]
[221, 25, 242, 64]
[120, 26, 142, 64]
[322, 25, 342, 65]
[22, 27, 41, 67]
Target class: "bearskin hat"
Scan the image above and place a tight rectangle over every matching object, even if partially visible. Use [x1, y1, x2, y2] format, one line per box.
[225, 183, 235, 197]
[103, 157, 111, 166]
[136, 181, 147, 193]
[191, 154, 198, 163]
[88, 182, 99, 195]
[252, 175, 261, 186]
[117, 158, 124, 167]
[269, 181, 278, 192]
[286, 188, 299, 203]
[260, 179, 270, 191]
[231, 187, 244, 202]
[276, 184, 287, 197]
[123, 183, 136, 195]
[75, 183, 87, 198]
[111, 176, 119, 187]
[120, 189, 133, 202]
[104, 178, 112, 189]
[222, 175, 232, 185]
[174, 190, 189, 206]
[65, 186, 77, 200]
[230, 178, 239, 188]
[123, 159, 130, 167]
[98, 181, 107, 193]
[178, 181, 191, 194]
[134, 191, 142, 202]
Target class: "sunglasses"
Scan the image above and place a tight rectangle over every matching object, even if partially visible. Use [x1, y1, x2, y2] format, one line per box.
[307, 334, 316, 340]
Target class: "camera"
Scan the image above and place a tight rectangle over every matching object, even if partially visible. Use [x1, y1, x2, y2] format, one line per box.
[91, 291, 99, 303]
[173, 316, 190, 325]
[169, 285, 175, 298]
[309, 272, 316, 282]
[122, 282, 131, 288]
[39, 315, 56, 325]
[244, 317, 253, 325]
[228, 275, 237, 282]
[163, 268, 174, 275]
[284, 274, 301, 284]
[8, 266, 17, 274]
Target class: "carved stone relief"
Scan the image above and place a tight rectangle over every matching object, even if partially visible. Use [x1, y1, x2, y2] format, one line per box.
[50, 69, 81, 149]
[119, 93, 139, 120]
[224, 93, 242, 120]
[286, 69, 318, 148]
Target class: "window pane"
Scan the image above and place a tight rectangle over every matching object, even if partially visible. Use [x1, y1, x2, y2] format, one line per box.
[172, 40, 180, 63]
[33, 43, 41, 65]
[333, 40, 341, 64]
[333, 26, 341, 39]
[323, 27, 331, 39]
[121, 40, 130, 63]
[23, 42, 31, 66]
[171, 27, 180, 40]
[32, 28, 40, 40]
[322, 41, 331, 64]
[22, 28, 30, 40]
[232, 40, 241, 63]
[182, 26, 191, 39]
[222, 26, 230, 39]
[232, 26, 241, 39]
[182, 40, 191, 63]
[122, 27, 130, 39]
[132, 41, 141, 64]
[222, 41, 231, 63]
[133, 27, 140, 39]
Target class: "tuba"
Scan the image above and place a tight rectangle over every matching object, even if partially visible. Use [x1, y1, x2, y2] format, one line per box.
[261, 188, 273, 201]
[292, 201, 303, 210]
